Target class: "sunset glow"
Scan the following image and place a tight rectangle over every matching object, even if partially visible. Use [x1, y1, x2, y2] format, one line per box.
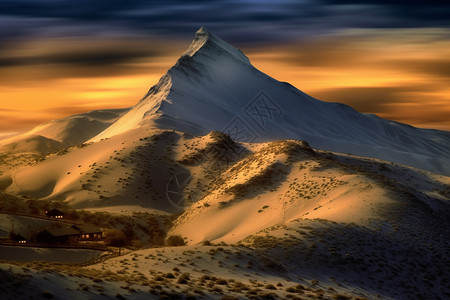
[1, 2, 449, 133]
[1, 2, 449, 298]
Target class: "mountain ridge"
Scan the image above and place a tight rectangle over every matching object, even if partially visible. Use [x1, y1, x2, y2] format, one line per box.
[0, 27, 449, 300]
[1, 27, 449, 175]
[182, 26, 251, 65]
[91, 27, 450, 175]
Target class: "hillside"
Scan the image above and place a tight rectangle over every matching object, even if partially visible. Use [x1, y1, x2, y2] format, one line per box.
[91, 26, 450, 176]
[0, 27, 449, 299]
[1, 27, 448, 176]
[0, 129, 448, 299]
[0, 108, 129, 155]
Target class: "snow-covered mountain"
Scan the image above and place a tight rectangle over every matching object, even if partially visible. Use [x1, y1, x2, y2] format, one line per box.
[0, 108, 129, 154]
[1, 27, 448, 175]
[90, 27, 449, 176]
[2, 128, 449, 299]
[1, 28, 449, 298]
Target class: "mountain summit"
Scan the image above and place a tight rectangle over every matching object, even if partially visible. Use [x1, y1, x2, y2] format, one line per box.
[1, 28, 448, 300]
[1, 27, 447, 175]
[90, 27, 450, 175]
[183, 26, 251, 64]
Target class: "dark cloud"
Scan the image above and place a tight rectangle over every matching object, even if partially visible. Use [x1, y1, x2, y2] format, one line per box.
[311, 86, 430, 113]
[260, 42, 450, 80]
[324, 0, 450, 26]
[255, 38, 373, 68]
[0, 1, 448, 132]
[380, 104, 450, 126]
[311, 85, 450, 128]
[384, 59, 450, 79]
[0, 47, 160, 68]
[0, 51, 149, 68]
[0, 0, 449, 44]
[0, 38, 179, 80]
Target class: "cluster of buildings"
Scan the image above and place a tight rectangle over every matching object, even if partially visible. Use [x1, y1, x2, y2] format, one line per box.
[6, 209, 103, 245]
[35, 223, 103, 244]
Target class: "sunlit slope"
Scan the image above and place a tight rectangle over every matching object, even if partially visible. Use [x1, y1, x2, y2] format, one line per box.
[91, 27, 450, 175]
[0, 108, 129, 155]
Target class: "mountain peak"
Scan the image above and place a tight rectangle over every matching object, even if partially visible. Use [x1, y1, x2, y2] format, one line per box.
[89, 28, 450, 176]
[182, 26, 250, 65]
[196, 26, 209, 35]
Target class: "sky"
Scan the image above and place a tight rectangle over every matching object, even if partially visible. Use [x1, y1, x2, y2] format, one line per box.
[0, 0, 449, 135]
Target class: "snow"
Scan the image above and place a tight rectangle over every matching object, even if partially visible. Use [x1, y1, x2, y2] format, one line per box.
[0, 26, 448, 300]
[1, 27, 447, 175]
[169, 142, 396, 244]
[0, 130, 448, 299]
[0, 246, 103, 264]
[0, 108, 129, 154]
[183, 26, 251, 65]
[0, 213, 62, 239]
[88, 27, 449, 176]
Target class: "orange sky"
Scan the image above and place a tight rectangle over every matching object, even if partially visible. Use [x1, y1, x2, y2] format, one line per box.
[0, 28, 449, 135]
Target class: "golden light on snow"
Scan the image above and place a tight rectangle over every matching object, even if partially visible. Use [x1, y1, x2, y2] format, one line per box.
[248, 29, 450, 131]
[0, 29, 449, 133]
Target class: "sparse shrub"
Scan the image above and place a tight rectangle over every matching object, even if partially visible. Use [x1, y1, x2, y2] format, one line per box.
[310, 279, 319, 286]
[246, 288, 261, 295]
[177, 273, 190, 284]
[104, 229, 128, 248]
[210, 286, 222, 293]
[286, 286, 304, 294]
[132, 239, 144, 249]
[264, 284, 277, 290]
[166, 235, 186, 246]
[260, 292, 277, 299]
[41, 292, 54, 299]
[332, 294, 352, 300]
[163, 273, 175, 279]
[215, 278, 228, 285]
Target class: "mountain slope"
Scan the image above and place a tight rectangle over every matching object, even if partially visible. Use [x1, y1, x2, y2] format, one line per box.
[90, 26, 449, 176]
[2, 128, 448, 299]
[4, 129, 448, 299]
[169, 139, 450, 244]
[2, 27, 447, 175]
[1, 27, 449, 300]
[0, 108, 129, 155]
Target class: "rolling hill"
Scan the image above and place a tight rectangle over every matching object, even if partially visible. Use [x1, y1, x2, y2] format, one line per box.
[0, 27, 449, 299]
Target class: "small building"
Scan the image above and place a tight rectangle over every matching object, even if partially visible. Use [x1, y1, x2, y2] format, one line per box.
[10, 233, 28, 244]
[36, 224, 103, 244]
[16, 234, 27, 244]
[46, 209, 65, 219]
[36, 227, 80, 244]
[71, 224, 103, 241]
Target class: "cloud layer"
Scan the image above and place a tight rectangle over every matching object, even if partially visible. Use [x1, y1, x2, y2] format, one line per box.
[1, 1, 449, 43]
[0, 1, 449, 132]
